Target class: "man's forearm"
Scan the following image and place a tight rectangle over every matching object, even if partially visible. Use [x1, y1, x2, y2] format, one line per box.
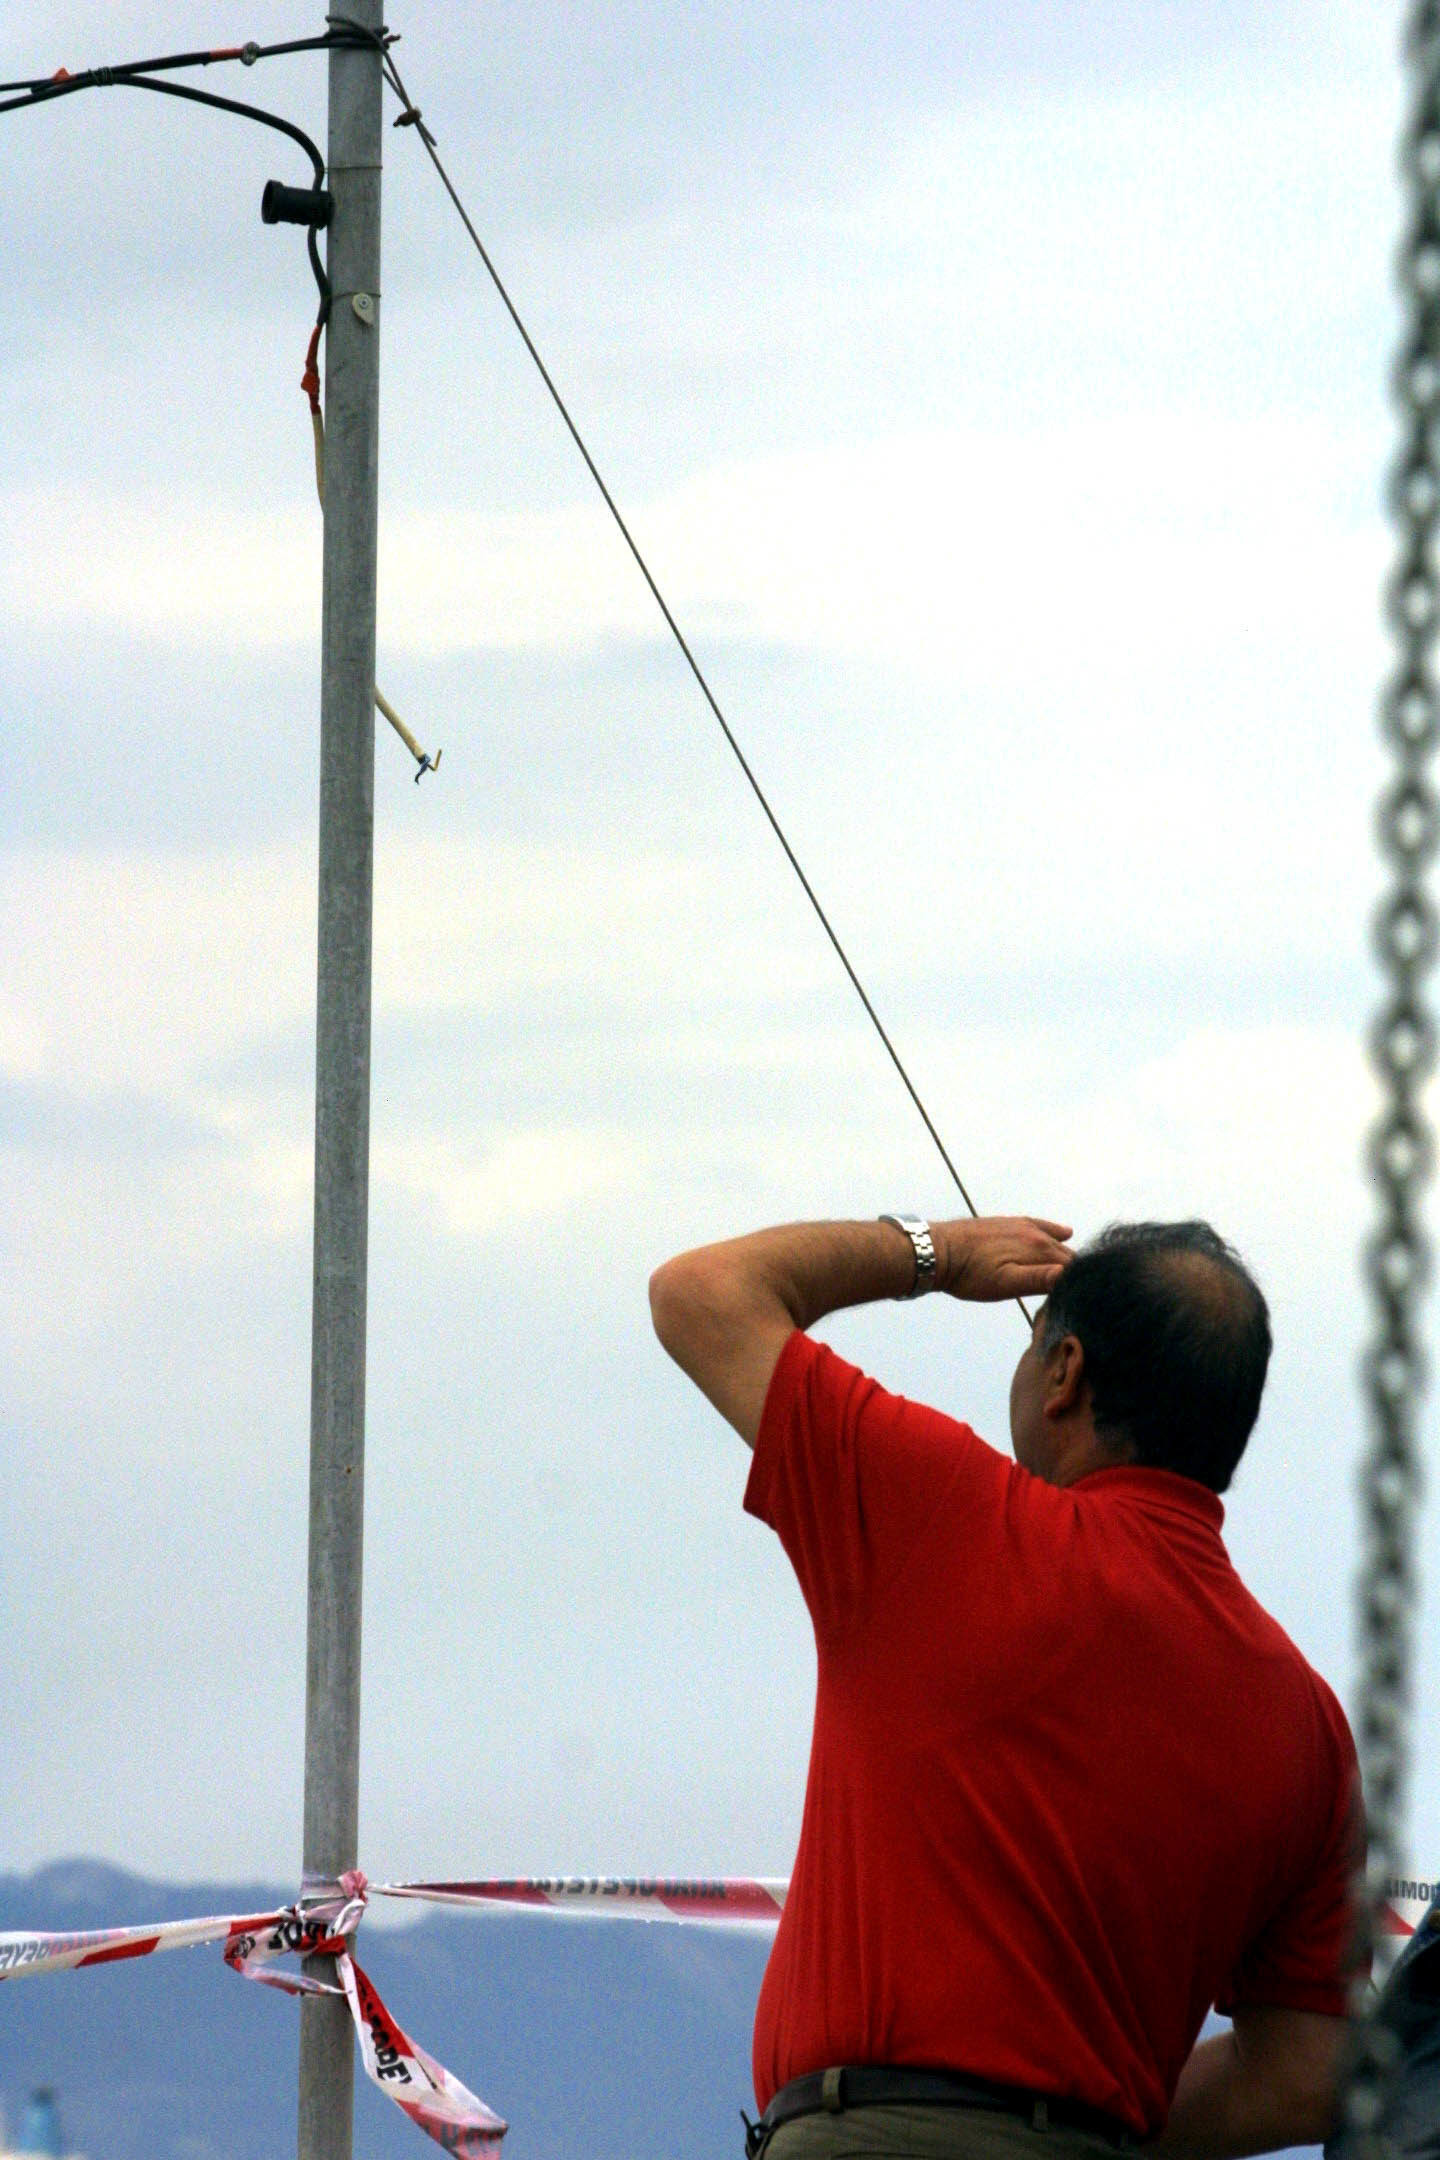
[649, 1213, 1073, 1446]
[661, 1218, 920, 1335]
[1149, 2033, 1275, 2158]
[1148, 2018, 1342, 2159]
[651, 1213, 1073, 1337]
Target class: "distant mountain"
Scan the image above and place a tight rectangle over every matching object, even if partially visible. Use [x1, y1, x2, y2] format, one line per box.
[0, 1860, 770, 2160]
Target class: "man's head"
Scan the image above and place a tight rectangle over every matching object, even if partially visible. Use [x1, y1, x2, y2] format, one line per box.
[1007, 1220, 1272, 1494]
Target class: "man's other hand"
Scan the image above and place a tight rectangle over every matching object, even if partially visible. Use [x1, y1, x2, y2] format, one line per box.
[935, 1216, 1074, 1302]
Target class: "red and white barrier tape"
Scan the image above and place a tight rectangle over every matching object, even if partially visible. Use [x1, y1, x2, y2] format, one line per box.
[376, 1876, 788, 1924]
[0, 1874, 504, 2156]
[0, 1867, 1430, 2152]
[370, 1873, 1440, 1939]
[0, 1872, 785, 2151]
[340, 1954, 506, 2153]
[1381, 1877, 1438, 1939]
[0, 1904, 295, 1981]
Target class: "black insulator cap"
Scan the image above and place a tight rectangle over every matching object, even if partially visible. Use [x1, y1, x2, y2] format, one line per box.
[261, 179, 334, 228]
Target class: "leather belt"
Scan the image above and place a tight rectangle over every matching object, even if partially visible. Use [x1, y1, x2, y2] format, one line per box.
[744, 2065, 1134, 2156]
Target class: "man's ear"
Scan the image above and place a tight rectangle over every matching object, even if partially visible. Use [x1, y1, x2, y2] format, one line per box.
[1043, 1333, 1087, 1418]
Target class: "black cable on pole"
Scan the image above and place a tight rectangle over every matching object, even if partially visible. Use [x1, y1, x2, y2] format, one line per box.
[373, 42, 1014, 1272]
[0, 55, 336, 317]
[112, 76, 330, 318]
[92, 76, 325, 187]
[0, 49, 258, 100]
[0, 28, 371, 107]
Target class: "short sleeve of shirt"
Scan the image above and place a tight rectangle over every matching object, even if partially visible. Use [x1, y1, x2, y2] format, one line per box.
[743, 1329, 1009, 1640]
[1218, 1707, 1365, 2020]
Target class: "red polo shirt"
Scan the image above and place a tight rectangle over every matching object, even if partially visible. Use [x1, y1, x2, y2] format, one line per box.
[744, 1332, 1360, 2134]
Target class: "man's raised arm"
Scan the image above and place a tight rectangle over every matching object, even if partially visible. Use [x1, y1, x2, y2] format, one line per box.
[648, 1214, 1073, 1448]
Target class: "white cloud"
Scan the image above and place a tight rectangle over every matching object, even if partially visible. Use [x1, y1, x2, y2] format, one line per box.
[0, 835, 827, 1101]
[376, 1124, 649, 1239]
[0, 988, 46, 1080]
[1, 413, 1386, 680]
[0, 844, 316, 1094]
[0, 484, 320, 646]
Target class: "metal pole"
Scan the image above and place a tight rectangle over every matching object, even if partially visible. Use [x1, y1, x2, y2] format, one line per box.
[297, 8, 382, 2159]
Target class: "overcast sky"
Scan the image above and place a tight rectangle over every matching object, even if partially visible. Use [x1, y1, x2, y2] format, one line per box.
[2, 0, 1436, 1922]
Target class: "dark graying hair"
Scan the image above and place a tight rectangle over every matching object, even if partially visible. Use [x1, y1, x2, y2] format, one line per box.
[1038, 1221, 1271, 1494]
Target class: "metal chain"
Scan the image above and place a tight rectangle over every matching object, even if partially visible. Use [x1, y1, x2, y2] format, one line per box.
[1344, 5, 1440, 2151]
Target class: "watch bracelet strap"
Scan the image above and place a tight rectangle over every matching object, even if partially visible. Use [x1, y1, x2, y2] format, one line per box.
[879, 1213, 938, 1298]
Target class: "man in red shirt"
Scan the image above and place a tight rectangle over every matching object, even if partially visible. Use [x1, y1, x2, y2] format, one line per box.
[649, 1213, 1360, 2160]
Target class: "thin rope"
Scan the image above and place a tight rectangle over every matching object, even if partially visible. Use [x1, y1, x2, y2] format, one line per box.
[375, 46, 1028, 1296]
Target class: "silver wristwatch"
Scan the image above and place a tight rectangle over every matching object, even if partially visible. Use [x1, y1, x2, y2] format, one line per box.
[879, 1213, 938, 1298]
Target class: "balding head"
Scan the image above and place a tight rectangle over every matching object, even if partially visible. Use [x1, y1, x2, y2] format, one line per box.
[1038, 1222, 1272, 1493]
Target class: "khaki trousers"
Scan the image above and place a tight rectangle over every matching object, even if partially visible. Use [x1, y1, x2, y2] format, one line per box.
[762, 2104, 1130, 2160]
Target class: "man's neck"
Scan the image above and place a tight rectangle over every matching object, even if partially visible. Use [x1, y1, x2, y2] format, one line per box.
[1046, 1429, 1135, 1488]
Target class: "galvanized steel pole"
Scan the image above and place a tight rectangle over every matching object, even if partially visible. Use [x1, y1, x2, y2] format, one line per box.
[297, 8, 382, 2158]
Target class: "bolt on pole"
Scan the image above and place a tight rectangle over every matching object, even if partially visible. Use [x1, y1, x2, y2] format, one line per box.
[297, 7, 383, 2159]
